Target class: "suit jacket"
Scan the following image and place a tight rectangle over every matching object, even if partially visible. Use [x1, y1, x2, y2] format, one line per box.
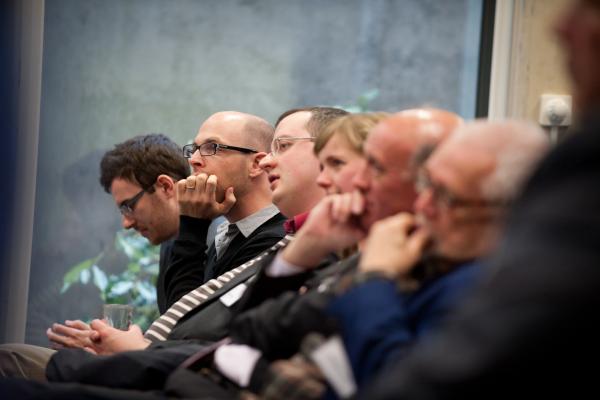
[162, 213, 286, 309]
[362, 113, 600, 399]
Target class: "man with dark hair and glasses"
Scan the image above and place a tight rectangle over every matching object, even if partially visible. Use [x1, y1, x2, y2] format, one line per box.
[0, 133, 190, 381]
[98, 133, 192, 314]
[98, 133, 190, 247]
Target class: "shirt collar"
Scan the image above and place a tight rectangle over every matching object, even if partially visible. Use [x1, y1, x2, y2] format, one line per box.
[222, 204, 280, 238]
[283, 211, 310, 234]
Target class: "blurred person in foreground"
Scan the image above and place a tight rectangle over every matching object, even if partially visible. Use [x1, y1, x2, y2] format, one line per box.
[360, 1, 600, 398]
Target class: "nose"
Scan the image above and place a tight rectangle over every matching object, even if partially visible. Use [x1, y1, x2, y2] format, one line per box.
[414, 188, 437, 219]
[121, 214, 135, 230]
[316, 168, 333, 191]
[189, 151, 205, 172]
[352, 162, 370, 192]
[259, 152, 277, 172]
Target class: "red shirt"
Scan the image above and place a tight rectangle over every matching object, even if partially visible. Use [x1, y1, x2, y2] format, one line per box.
[283, 211, 310, 234]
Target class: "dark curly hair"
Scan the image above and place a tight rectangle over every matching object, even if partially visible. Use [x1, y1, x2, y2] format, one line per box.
[99, 133, 190, 193]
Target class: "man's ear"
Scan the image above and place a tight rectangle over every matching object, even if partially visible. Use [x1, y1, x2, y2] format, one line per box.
[155, 174, 176, 197]
[248, 152, 267, 178]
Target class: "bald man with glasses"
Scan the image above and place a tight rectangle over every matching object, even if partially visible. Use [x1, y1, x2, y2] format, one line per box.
[166, 111, 287, 307]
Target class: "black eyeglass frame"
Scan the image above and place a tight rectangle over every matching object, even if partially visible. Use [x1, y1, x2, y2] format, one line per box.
[119, 188, 147, 216]
[182, 142, 258, 159]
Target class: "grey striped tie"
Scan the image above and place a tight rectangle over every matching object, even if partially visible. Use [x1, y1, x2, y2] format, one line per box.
[145, 235, 293, 342]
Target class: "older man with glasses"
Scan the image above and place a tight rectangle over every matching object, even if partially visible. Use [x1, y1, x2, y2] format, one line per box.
[322, 119, 549, 392]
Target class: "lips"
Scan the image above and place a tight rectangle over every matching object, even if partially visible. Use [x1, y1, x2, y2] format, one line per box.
[268, 174, 280, 190]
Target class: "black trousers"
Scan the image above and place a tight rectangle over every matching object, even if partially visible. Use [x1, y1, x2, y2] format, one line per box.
[47, 344, 205, 390]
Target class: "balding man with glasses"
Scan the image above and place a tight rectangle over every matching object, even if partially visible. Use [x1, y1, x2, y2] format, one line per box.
[165, 111, 287, 308]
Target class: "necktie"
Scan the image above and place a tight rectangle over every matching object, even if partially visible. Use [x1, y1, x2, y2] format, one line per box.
[145, 235, 292, 342]
[214, 223, 239, 260]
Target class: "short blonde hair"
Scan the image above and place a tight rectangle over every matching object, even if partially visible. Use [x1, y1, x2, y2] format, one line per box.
[314, 112, 390, 155]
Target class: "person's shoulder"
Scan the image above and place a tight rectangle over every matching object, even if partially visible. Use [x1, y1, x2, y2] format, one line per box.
[252, 213, 287, 237]
[549, 114, 600, 162]
[516, 119, 600, 203]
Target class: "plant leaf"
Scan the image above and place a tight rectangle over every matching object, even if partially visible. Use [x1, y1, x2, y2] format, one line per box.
[92, 265, 108, 292]
[60, 252, 104, 294]
[80, 268, 90, 284]
[135, 281, 156, 302]
[109, 281, 134, 296]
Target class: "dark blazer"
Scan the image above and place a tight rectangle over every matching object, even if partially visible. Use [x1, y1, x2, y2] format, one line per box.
[162, 213, 287, 309]
[156, 240, 174, 314]
[362, 114, 600, 399]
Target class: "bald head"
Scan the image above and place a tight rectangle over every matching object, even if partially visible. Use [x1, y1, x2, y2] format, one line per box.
[189, 111, 274, 221]
[354, 108, 461, 230]
[433, 119, 550, 203]
[415, 119, 550, 261]
[201, 111, 274, 152]
[373, 108, 463, 151]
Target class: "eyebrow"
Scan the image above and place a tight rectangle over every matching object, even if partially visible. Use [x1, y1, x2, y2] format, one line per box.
[196, 137, 221, 145]
[323, 155, 344, 163]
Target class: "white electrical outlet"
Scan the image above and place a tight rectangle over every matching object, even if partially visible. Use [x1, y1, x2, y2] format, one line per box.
[539, 94, 572, 127]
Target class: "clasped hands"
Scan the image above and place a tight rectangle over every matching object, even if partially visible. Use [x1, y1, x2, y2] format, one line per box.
[46, 319, 150, 355]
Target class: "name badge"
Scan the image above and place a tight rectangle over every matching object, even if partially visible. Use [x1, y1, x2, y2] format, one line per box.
[219, 283, 248, 307]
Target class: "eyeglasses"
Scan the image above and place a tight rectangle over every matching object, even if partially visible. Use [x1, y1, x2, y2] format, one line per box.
[415, 170, 507, 209]
[270, 137, 315, 155]
[182, 142, 258, 159]
[119, 188, 147, 216]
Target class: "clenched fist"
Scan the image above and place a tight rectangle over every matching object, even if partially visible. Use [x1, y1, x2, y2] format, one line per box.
[359, 213, 431, 278]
